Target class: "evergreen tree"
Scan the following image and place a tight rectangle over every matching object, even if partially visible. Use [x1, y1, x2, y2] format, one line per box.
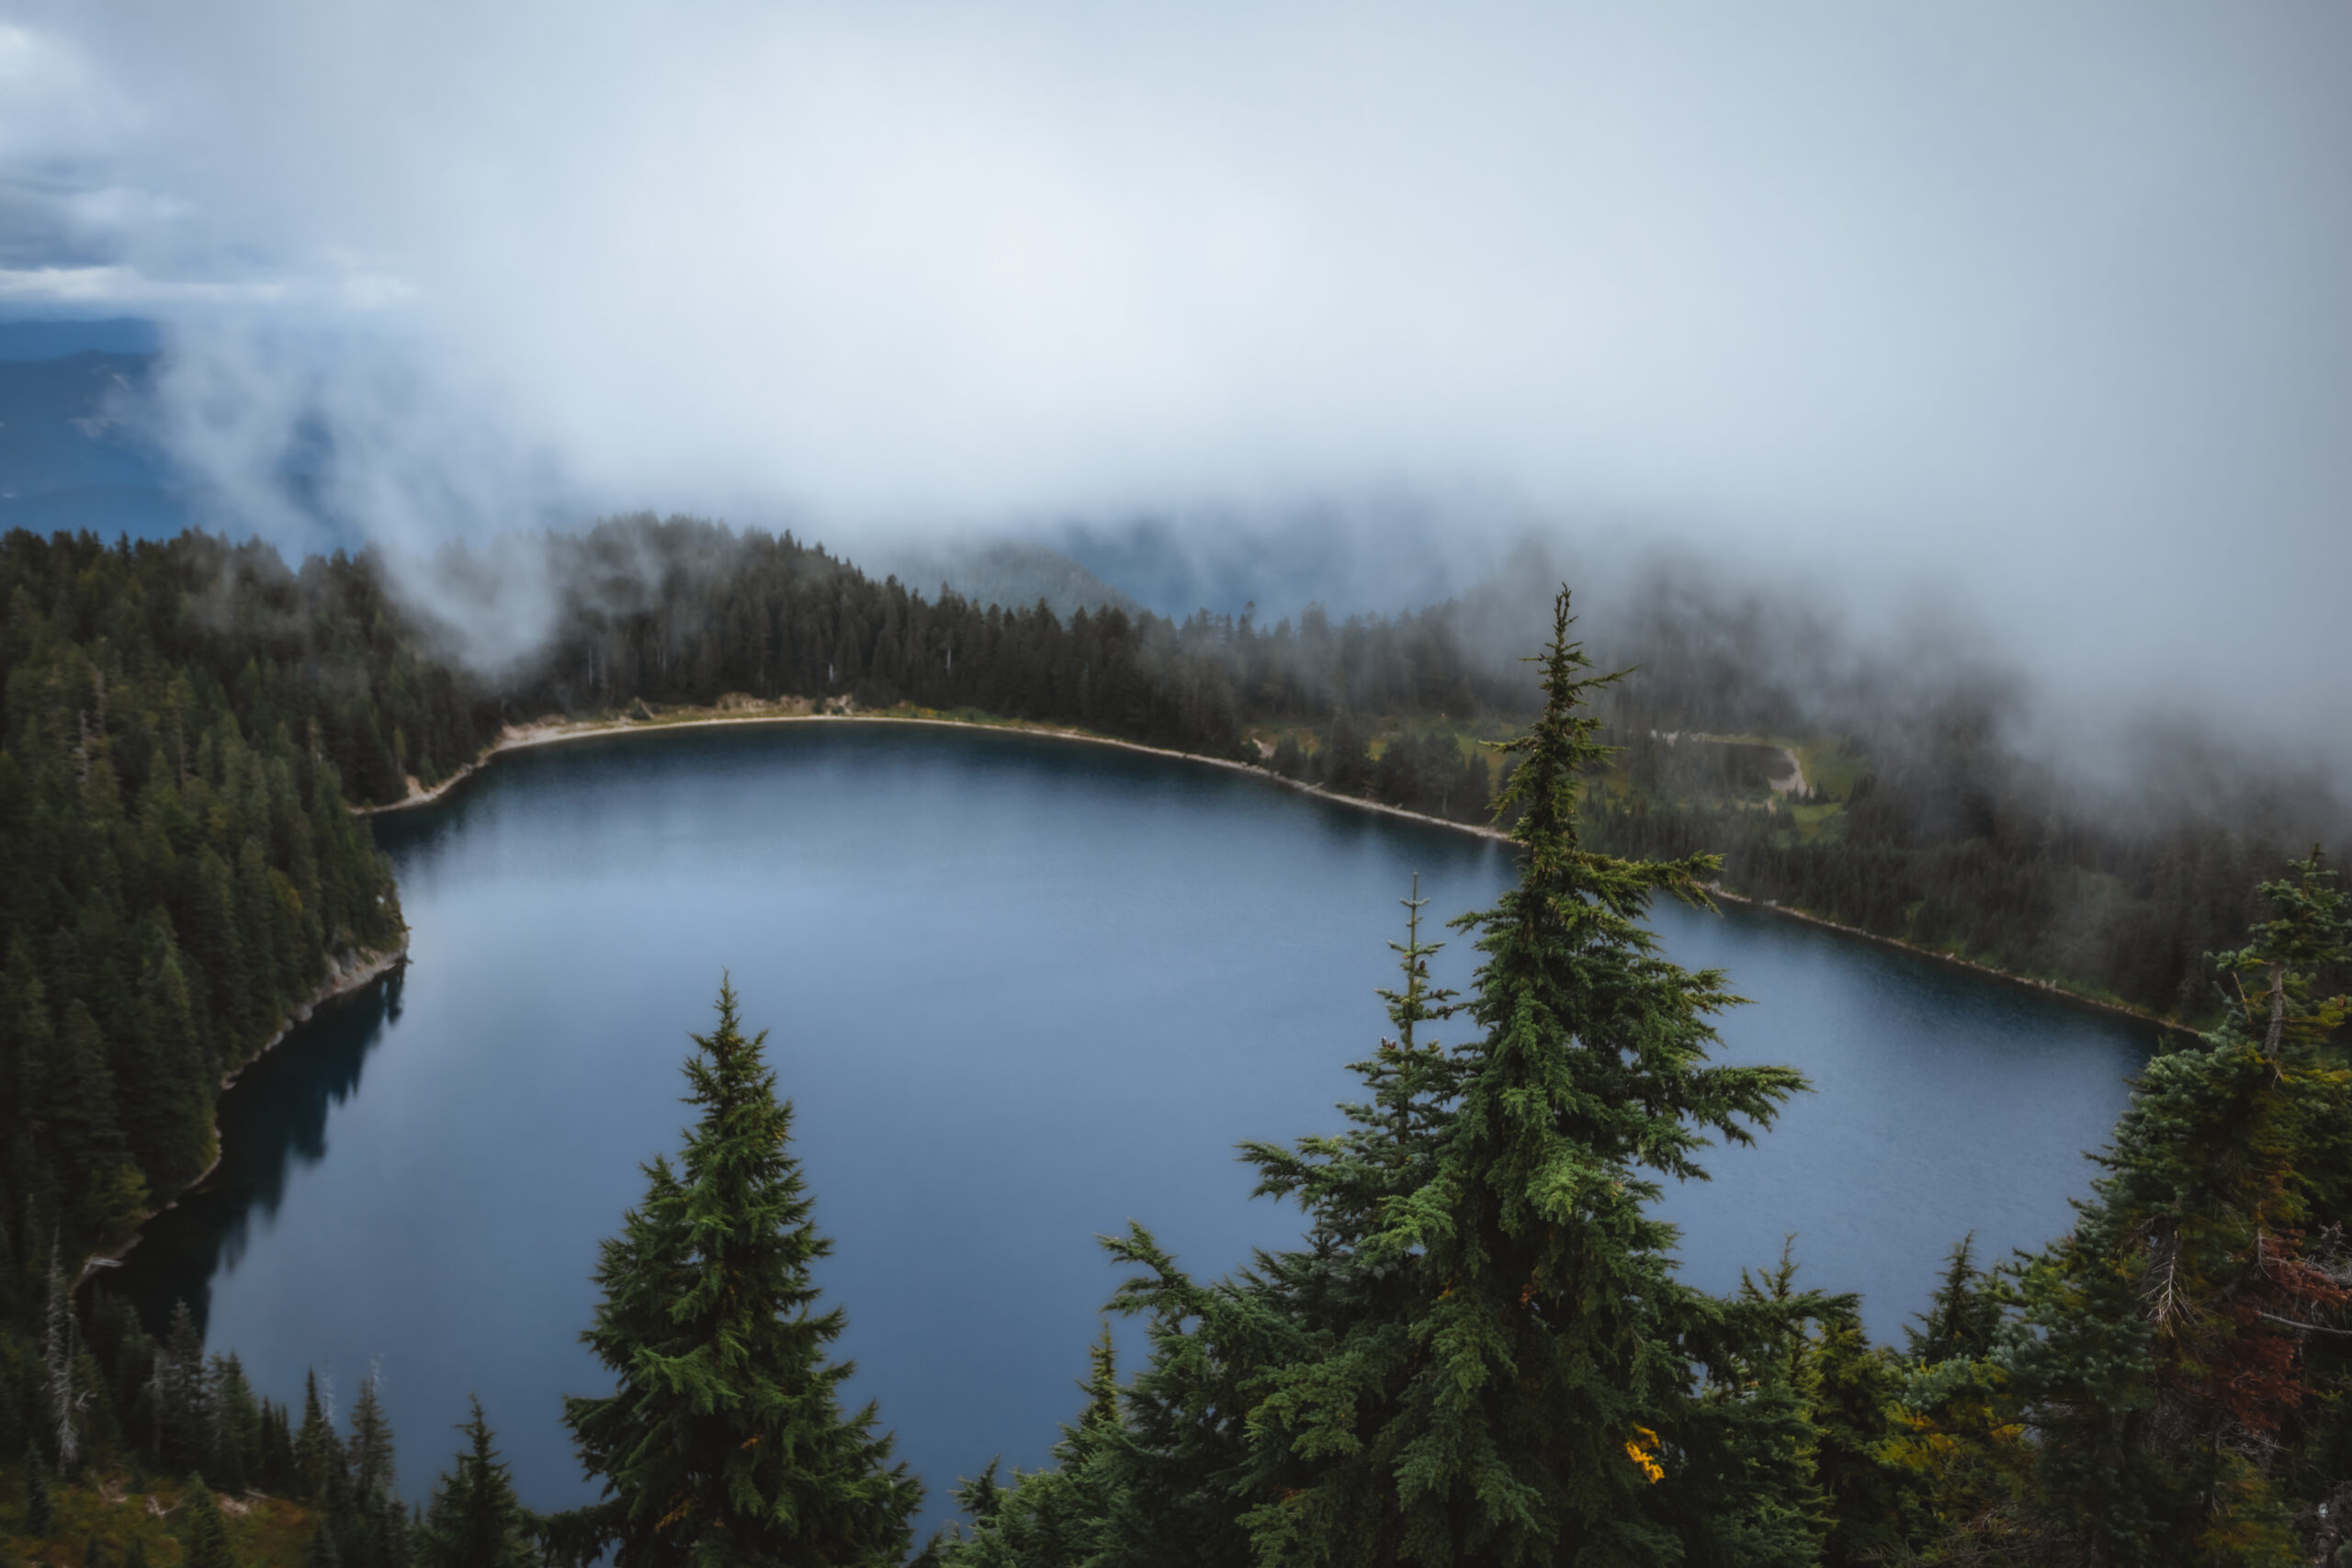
[297, 1370, 336, 1502]
[207, 1352, 260, 1494]
[988, 591, 1813, 1568]
[345, 1370, 396, 1513]
[416, 1398, 537, 1568]
[155, 1301, 206, 1475]
[1682, 1248, 1836, 1568]
[1903, 1234, 2002, 1367]
[256, 1397, 299, 1495]
[179, 1476, 239, 1568]
[339, 1370, 410, 1568]
[1802, 1303, 1911, 1568]
[1318, 711, 1372, 795]
[553, 980, 920, 1566]
[1969, 851, 2352, 1563]
[1355, 588, 1806, 1564]
[939, 1325, 1130, 1567]
[24, 1439, 53, 1537]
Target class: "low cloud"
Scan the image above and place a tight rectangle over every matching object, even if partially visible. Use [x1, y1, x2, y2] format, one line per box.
[0, 1, 2346, 767]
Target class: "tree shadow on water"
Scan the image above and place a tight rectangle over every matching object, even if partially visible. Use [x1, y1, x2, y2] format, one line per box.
[100, 969, 404, 1339]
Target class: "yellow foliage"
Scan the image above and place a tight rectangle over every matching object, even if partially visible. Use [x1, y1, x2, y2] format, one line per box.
[1623, 1426, 1666, 1484]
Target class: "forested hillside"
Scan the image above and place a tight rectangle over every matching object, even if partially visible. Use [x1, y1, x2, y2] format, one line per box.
[1573, 720, 2331, 1020]
[60, 516, 1514, 808]
[0, 532, 405, 1282]
[3, 536, 2345, 1566]
[158, 510, 2339, 1027]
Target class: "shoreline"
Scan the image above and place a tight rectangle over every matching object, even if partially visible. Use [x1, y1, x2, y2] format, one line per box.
[75, 939, 411, 1291]
[358, 706, 1521, 838]
[358, 706, 2170, 1032]
[1694, 886, 2174, 1034]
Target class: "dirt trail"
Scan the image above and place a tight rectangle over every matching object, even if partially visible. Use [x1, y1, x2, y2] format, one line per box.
[1654, 729, 1808, 797]
[1769, 746, 1807, 796]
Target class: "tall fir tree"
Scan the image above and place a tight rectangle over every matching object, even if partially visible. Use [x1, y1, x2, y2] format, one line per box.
[155, 1299, 207, 1475]
[338, 1368, 411, 1568]
[297, 1370, 336, 1503]
[1354, 587, 1807, 1564]
[553, 980, 920, 1566]
[345, 1370, 396, 1513]
[973, 590, 1815, 1568]
[416, 1398, 537, 1568]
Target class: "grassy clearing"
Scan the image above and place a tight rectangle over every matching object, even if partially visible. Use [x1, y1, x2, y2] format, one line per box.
[1793, 739, 1867, 801]
[0, 1461, 314, 1567]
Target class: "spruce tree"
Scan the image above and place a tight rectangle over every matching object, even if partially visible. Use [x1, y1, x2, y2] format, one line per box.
[157, 1300, 206, 1475]
[1803, 1302, 1911, 1568]
[345, 1371, 397, 1513]
[1976, 851, 2352, 1563]
[553, 980, 920, 1566]
[208, 1352, 260, 1494]
[1690, 1249, 1836, 1568]
[941, 1325, 1131, 1567]
[1362, 588, 1806, 1564]
[24, 1439, 54, 1537]
[1031, 591, 1811, 1568]
[297, 1370, 336, 1502]
[179, 1476, 238, 1568]
[1902, 1233, 2002, 1367]
[416, 1398, 537, 1568]
[339, 1370, 411, 1568]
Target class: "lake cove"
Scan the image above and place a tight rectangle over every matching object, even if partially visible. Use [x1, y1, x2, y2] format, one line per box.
[111, 722, 2154, 1534]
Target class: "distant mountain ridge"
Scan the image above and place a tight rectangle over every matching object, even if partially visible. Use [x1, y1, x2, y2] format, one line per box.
[0, 338, 194, 543]
[867, 538, 1140, 619]
[0, 315, 162, 360]
[0, 318, 191, 542]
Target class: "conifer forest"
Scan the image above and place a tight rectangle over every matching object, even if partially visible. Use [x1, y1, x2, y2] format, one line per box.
[6, 6, 2350, 1562]
[2, 528, 2347, 1566]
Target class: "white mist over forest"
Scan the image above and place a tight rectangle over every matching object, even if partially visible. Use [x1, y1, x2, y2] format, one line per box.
[2, 2, 2347, 770]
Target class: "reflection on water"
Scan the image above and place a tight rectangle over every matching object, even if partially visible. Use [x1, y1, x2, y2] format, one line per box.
[111, 972, 403, 1337]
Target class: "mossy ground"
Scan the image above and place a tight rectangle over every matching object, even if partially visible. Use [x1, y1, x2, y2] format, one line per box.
[0, 1460, 314, 1567]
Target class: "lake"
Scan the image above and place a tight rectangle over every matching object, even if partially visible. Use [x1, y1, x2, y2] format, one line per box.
[108, 721, 2154, 1534]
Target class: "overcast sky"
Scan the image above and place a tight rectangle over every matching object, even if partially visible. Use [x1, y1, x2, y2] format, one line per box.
[3, 2, 2347, 742]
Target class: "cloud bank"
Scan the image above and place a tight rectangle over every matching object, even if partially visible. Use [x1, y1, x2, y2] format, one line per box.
[2, 1, 2347, 751]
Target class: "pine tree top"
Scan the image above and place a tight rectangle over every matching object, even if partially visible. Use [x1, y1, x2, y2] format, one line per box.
[555, 978, 919, 1567]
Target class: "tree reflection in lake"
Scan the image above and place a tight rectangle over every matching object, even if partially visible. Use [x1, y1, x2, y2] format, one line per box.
[109, 971, 403, 1337]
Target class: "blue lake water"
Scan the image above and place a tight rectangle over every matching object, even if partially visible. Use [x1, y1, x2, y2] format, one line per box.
[109, 722, 2154, 1535]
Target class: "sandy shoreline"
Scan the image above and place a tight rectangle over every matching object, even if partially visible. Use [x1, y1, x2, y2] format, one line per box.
[356, 707, 2166, 1032]
[357, 707, 1522, 838]
[75, 940, 411, 1290]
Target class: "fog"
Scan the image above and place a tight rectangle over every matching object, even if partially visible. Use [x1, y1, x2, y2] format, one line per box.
[2, 2, 2347, 767]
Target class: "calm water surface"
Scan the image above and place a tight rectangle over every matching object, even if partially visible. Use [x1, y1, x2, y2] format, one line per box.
[112, 724, 2154, 1532]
